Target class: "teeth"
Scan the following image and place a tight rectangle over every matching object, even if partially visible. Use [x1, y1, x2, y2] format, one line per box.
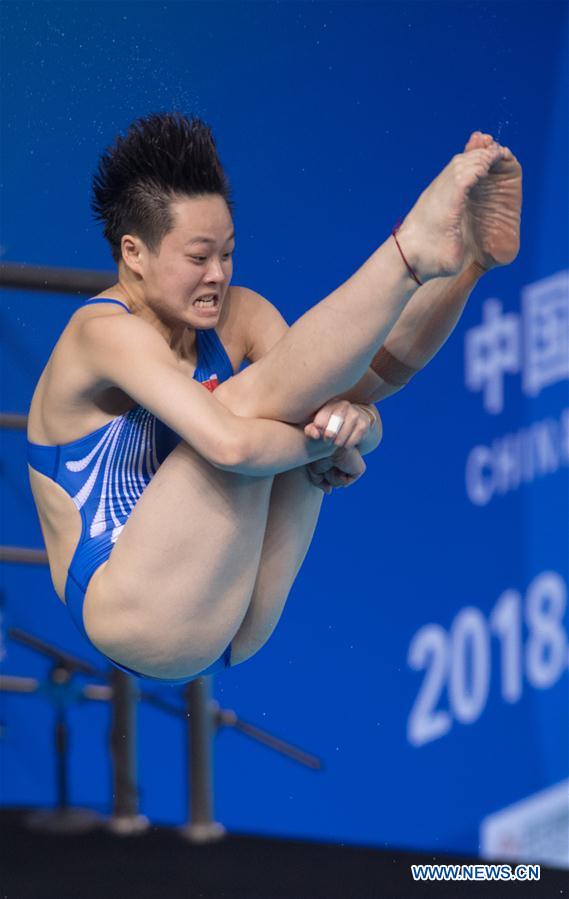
[195, 295, 217, 307]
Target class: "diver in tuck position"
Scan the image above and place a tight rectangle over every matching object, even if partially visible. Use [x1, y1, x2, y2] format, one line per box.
[27, 113, 522, 683]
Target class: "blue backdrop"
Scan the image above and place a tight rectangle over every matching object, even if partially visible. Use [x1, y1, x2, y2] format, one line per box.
[1, 0, 567, 860]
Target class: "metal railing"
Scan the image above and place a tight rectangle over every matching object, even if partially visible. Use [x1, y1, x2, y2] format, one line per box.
[0, 262, 114, 296]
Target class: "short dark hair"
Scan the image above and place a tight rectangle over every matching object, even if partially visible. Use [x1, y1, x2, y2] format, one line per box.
[91, 112, 233, 264]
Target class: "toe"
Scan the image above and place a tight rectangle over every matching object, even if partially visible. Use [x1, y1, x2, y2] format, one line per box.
[464, 131, 487, 152]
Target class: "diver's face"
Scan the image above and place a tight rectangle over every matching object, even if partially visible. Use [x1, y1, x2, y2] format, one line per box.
[142, 194, 234, 329]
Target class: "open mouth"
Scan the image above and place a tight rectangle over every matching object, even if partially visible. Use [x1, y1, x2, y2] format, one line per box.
[193, 294, 219, 309]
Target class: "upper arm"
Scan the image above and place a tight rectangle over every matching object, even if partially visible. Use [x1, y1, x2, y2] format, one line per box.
[78, 314, 242, 468]
[235, 287, 290, 363]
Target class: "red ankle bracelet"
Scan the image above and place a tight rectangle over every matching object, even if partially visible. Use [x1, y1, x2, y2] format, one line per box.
[392, 224, 423, 287]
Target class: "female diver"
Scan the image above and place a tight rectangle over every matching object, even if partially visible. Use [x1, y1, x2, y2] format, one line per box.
[26, 113, 522, 683]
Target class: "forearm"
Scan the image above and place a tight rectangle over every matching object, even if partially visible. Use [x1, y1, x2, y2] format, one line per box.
[222, 416, 335, 477]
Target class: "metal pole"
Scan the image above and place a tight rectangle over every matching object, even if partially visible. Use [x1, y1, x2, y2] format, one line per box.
[26, 663, 104, 834]
[0, 262, 114, 295]
[179, 676, 225, 843]
[55, 707, 68, 811]
[0, 413, 27, 430]
[107, 669, 149, 835]
[0, 546, 48, 565]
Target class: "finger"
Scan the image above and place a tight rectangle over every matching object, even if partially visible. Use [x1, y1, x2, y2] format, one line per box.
[312, 400, 343, 432]
[337, 469, 361, 488]
[332, 408, 364, 447]
[338, 460, 366, 486]
[328, 460, 359, 484]
[325, 467, 349, 488]
[339, 448, 366, 477]
[332, 421, 351, 447]
[330, 405, 364, 446]
[309, 457, 335, 475]
[320, 475, 334, 494]
[332, 445, 365, 476]
[344, 421, 369, 448]
[318, 400, 351, 438]
[304, 422, 324, 441]
[323, 413, 345, 441]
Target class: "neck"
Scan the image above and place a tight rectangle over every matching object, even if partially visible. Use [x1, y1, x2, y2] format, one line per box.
[108, 272, 197, 360]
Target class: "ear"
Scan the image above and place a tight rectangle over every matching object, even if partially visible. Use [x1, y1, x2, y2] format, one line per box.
[120, 234, 146, 276]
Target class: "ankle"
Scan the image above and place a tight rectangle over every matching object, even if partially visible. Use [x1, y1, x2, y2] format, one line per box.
[392, 226, 423, 286]
[391, 219, 430, 284]
[393, 216, 461, 283]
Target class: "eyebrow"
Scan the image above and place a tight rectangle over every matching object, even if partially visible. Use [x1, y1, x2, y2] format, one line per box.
[186, 232, 235, 246]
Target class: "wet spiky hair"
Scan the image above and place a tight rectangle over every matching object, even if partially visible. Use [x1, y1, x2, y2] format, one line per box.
[91, 112, 233, 263]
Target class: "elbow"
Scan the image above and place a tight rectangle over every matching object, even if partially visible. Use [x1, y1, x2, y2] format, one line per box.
[208, 429, 251, 473]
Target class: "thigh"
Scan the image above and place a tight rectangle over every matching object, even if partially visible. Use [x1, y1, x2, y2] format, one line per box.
[83, 440, 274, 679]
[231, 466, 324, 665]
[213, 329, 360, 425]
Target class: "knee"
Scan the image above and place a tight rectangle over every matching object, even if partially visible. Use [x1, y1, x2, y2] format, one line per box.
[229, 632, 267, 667]
[88, 609, 234, 680]
[230, 619, 279, 667]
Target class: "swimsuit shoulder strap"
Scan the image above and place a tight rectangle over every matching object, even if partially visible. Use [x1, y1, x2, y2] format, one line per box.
[83, 298, 132, 313]
[195, 327, 235, 384]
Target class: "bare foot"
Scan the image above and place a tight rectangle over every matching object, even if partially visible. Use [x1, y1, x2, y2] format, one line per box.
[462, 131, 522, 271]
[395, 140, 512, 281]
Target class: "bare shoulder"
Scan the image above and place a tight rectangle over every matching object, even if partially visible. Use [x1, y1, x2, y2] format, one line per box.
[223, 285, 289, 362]
[63, 297, 136, 352]
[27, 301, 140, 443]
[76, 302, 161, 349]
[227, 284, 286, 318]
[33, 300, 137, 397]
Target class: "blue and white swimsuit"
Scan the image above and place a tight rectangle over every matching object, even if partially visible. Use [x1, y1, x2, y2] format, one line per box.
[27, 299, 235, 683]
